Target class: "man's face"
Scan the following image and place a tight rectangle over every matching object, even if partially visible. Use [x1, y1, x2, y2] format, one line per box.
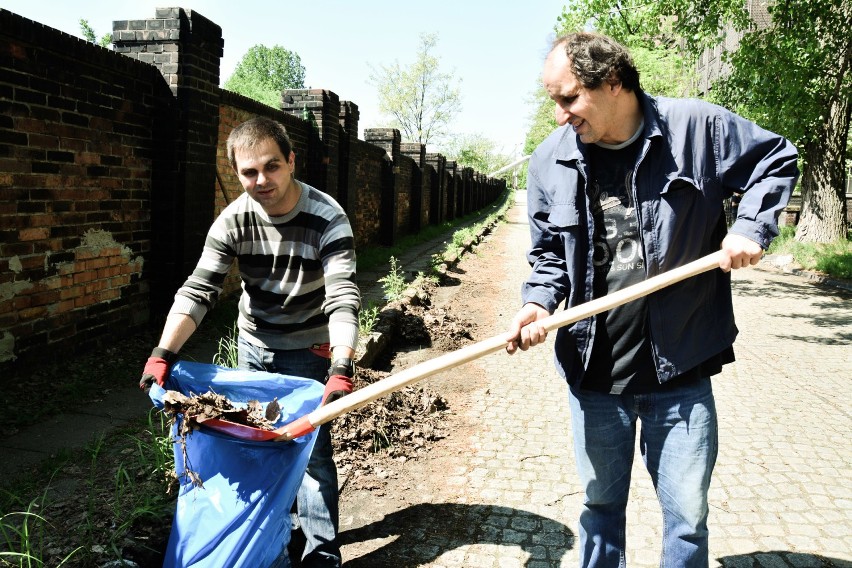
[233, 138, 298, 216]
[542, 48, 618, 145]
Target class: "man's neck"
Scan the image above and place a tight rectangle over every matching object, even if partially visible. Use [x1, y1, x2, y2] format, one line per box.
[607, 92, 643, 145]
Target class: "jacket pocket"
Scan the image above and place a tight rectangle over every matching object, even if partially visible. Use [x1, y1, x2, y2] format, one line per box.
[659, 176, 702, 217]
[547, 204, 580, 228]
[661, 176, 700, 196]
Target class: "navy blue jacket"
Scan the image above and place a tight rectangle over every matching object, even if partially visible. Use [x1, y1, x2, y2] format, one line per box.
[522, 93, 799, 386]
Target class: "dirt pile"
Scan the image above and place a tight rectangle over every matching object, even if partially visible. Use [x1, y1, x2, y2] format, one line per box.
[332, 292, 476, 491]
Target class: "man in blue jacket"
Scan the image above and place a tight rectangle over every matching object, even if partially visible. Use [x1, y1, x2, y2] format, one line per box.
[505, 33, 798, 566]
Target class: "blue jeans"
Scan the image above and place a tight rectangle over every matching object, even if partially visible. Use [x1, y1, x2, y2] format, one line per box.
[568, 378, 718, 568]
[238, 335, 341, 568]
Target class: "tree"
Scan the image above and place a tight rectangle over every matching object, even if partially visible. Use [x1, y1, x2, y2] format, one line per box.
[79, 19, 111, 48]
[708, 0, 851, 243]
[525, 2, 695, 157]
[224, 45, 306, 109]
[369, 33, 462, 147]
[549, 0, 850, 243]
[438, 133, 512, 178]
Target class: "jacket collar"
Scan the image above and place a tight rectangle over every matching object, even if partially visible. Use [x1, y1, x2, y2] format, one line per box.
[552, 90, 662, 162]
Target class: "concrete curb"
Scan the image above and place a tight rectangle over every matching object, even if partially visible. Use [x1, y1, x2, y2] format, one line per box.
[760, 254, 852, 292]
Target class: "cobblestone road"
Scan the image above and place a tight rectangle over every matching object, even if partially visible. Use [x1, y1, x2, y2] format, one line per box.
[356, 193, 852, 567]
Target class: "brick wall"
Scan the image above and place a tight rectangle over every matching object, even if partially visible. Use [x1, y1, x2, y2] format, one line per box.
[0, 9, 169, 366]
[0, 7, 506, 374]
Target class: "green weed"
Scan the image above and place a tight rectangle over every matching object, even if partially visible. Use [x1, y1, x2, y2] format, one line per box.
[378, 256, 408, 301]
[0, 493, 82, 567]
[359, 303, 380, 336]
[213, 321, 240, 368]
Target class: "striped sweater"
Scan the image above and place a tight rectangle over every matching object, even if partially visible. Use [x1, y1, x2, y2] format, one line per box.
[169, 181, 361, 351]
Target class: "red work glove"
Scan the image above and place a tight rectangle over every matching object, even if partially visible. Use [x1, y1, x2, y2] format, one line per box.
[139, 347, 179, 390]
[321, 358, 354, 406]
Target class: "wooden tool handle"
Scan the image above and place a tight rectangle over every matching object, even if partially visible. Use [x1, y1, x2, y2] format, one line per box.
[273, 251, 723, 441]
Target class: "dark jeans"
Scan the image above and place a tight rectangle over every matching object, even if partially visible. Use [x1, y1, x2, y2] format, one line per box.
[238, 335, 341, 568]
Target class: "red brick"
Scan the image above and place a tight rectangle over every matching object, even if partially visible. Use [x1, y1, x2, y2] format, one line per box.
[19, 227, 49, 241]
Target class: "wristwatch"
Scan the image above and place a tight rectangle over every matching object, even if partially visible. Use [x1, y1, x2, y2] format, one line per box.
[331, 358, 354, 377]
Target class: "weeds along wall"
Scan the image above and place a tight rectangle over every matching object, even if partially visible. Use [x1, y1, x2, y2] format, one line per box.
[0, 7, 507, 373]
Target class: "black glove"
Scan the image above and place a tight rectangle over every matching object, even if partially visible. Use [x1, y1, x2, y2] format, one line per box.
[321, 358, 354, 406]
[139, 347, 179, 390]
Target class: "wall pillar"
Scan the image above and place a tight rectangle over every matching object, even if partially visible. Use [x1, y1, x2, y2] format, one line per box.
[401, 142, 427, 231]
[281, 89, 340, 201]
[337, 100, 360, 217]
[113, 8, 223, 313]
[425, 153, 446, 225]
[364, 128, 401, 245]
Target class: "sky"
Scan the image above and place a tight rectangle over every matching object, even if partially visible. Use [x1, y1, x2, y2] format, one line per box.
[1, 0, 565, 158]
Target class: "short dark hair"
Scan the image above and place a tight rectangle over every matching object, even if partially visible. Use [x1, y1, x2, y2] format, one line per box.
[227, 117, 294, 170]
[553, 32, 641, 92]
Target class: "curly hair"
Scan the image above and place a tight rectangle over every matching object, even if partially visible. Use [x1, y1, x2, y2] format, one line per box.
[227, 117, 294, 170]
[552, 32, 641, 92]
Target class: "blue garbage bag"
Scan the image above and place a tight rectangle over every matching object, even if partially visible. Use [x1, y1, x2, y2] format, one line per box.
[148, 361, 324, 568]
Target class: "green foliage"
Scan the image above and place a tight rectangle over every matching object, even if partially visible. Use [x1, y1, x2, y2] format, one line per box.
[79, 18, 111, 47]
[438, 133, 512, 177]
[224, 45, 306, 108]
[524, 87, 559, 156]
[359, 303, 380, 336]
[708, 0, 851, 153]
[369, 33, 462, 146]
[378, 256, 408, 301]
[768, 226, 852, 280]
[212, 322, 240, 368]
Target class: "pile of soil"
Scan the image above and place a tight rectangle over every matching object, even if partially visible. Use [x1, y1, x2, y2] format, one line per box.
[332, 292, 476, 491]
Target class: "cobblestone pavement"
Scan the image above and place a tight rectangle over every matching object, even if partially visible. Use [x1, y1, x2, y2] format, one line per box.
[356, 193, 851, 567]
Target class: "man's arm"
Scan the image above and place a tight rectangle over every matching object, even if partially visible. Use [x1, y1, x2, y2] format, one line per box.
[156, 313, 198, 353]
[718, 107, 799, 252]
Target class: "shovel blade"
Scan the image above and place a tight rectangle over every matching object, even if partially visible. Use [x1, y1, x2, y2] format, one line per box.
[197, 417, 287, 442]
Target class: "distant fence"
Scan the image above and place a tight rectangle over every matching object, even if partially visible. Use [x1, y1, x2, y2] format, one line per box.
[0, 7, 506, 371]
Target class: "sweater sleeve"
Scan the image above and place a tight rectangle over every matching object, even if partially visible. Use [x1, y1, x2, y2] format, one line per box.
[320, 212, 361, 351]
[168, 215, 236, 326]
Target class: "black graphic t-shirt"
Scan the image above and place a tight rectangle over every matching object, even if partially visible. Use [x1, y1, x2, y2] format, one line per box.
[581, 130, 734, 393]
[582, 131, 659, 394]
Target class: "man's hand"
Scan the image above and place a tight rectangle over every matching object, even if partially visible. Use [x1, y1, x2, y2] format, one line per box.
[720, 234, 764, 272]
[139, 347, 179, 390]
[504, 303, 551, 354]
[322, 358, 354, 406]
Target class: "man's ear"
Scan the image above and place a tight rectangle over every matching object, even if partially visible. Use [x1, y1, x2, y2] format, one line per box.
[609, 81, 623, 96]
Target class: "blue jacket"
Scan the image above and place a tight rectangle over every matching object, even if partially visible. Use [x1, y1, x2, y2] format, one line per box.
[523, 93, 799, 386]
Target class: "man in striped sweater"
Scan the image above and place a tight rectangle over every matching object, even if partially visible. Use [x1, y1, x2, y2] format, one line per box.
[140, 117, 361, 567]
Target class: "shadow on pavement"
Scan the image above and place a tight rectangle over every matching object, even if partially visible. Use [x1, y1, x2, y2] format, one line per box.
[339, 502, 574, 567]
[718, 552, 852, 567]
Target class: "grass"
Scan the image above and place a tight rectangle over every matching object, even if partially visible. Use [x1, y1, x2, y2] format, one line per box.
[767, 226, 852, 280]
[212, 321, 240, 368]
[355, 192, 513, 273]
[0, 409, 175, 566]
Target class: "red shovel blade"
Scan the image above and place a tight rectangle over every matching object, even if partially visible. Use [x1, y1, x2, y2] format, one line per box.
[196, 417, 285, 442]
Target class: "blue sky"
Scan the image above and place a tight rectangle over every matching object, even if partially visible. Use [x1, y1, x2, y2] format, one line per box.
[2, 0, 565, 157]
